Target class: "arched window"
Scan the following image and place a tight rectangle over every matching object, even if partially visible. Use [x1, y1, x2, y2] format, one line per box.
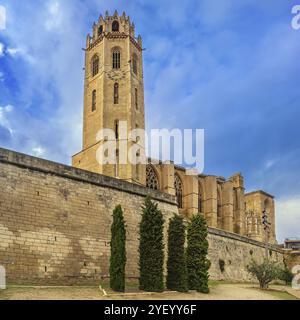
[135, 88, 138, 110]
[217, 188, 222, 229]
[174, 174, 183, 209]
[112, 20, 119, 32]
[136, 151, 141, 179]
[98, 25, 103, 36]
[114, 83, 119, 104]
[115, 120, 119, 140]
[198, 182, 204, 213]
[233, 189, 239, 211]
[115, 149, 119, 178]
[132, 54, 138, 75]
[91, 55, 99, 77]
[92, 90, 96, 111]
[112, 50, 121, 69]
[146, 165, 159, 190]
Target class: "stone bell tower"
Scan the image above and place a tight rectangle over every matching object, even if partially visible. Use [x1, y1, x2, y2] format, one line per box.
[72, 11, 146, 185]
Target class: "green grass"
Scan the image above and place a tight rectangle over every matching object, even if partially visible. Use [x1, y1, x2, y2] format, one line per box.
[251, 288, 299, 300]
[100, 279, 140, 292]
[2, 282, 298, 300]
[264, 289, 299, 300]
[102, 279, 248, 291]
[0, 289, 10, 300]
[208, 280, 245, 287]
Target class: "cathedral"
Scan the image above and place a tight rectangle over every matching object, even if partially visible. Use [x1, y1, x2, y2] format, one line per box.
[72, 11, 276, 244]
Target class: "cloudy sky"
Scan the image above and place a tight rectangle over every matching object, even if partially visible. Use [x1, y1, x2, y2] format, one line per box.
[0, 0, 299, 242]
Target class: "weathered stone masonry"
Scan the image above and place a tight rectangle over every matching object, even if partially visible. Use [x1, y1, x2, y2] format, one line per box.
[207, 228, 284, 281]
[0, 148, 177, 285]
[0, 148, 284, 285]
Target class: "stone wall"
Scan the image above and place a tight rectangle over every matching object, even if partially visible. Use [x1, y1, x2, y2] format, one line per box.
[0, 148, 285, 285]
[0, 148, 177, 285]
[207, 228, 284, 281]
[284, 251, 300, 270]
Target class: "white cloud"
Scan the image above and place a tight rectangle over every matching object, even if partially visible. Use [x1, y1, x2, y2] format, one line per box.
[6, 47, 20, 55]
[265, 160, 275, 169]
[1, 0, 299, 242]
[45, 1, 63, 31]
[32, 147, 46, 157]
[0, 42, 4, 56]
[0, 105, 14, 134]
[6, 47, 35, 64]
[276, 196, 300, 243]
[0, 0, 87, 163]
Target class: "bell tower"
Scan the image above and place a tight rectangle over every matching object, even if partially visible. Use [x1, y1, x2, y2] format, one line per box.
[72, 11, 146, 185]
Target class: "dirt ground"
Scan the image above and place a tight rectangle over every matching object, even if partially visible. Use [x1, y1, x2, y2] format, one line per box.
[0, 283, 298, 300]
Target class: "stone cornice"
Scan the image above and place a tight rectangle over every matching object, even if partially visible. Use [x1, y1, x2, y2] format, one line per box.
[208, 227, 282, 252]
[245, 190, 275, 199]
[88, 33, 142, 51]
[0, 147, 177, 205]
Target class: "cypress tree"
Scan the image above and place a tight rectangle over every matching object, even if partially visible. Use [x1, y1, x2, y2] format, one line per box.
[139, 196, 164, 292]
[187, 214, 211, 293]
[166, 214, 188, 292]
[110, 205, 126, 292]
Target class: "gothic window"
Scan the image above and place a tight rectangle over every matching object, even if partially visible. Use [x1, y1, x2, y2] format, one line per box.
[112, 21, 119, 32]
[135, 88, 138, 110]
[234, 189, 239, 211]
[174, 173, 183, 209]
[114, 83, 119, 104]
[115, 149, 119, 178]
[132, 54, 138, 75]
[217, 188, 222, 228]
[98, 25, 103, 36]
[92, 90, 96, 111]
[136, 164, 140, 181]
[146, 165, 159, 190]
[112, 50, 121, 69]
[198, 182, 204, 213]
[115, 120, 119, 140]
[91, 55, 99, 77]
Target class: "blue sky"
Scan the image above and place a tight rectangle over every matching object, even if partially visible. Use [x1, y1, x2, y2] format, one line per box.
[0, 0, 299, 242]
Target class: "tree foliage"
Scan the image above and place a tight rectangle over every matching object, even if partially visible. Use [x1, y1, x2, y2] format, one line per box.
[187, 214, 211, 293]
[278, 267, 294, 285]
[166, 214, 188, 292]
[110, 205, 126, 292]
[139, 196, 165, 292]
[247, 259, 281, 289]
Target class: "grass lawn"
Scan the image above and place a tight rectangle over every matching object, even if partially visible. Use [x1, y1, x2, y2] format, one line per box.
[257, 289, 298, 300]
[0, 281, 298, 300]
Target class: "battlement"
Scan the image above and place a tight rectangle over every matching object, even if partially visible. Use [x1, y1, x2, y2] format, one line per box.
[87, 10, 142, 49]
